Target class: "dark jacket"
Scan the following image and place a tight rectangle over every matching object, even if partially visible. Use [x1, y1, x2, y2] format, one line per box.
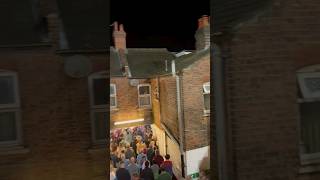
[116, 168, 131, 180]
[140, 167, 155, 180]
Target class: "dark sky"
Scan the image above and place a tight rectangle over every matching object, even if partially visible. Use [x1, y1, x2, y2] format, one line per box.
[111, 0, 210, 51]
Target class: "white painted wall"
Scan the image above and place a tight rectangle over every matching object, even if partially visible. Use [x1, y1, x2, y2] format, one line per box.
[186, 146, 209, 177]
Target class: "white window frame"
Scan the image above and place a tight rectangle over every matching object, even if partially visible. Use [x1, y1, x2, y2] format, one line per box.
[297, 72, 320, 99]
[297, 67, 320, 166]
[88, 71, 107, 144]
[137, 84, 152, 109]
[203, 82, 210, 114]
[110, 84, 117, 109]
[0, 71, 22, 146]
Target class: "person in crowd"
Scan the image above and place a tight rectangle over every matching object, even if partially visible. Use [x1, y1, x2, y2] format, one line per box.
[116, 161, 131, 180]
[111, 150, 119, 168]
[127, 157, 140, 177]
[140, 161, 154, 180]
[125, 128, 133, 145]
[160, 154, 173, 177]
[136, 136, 147, 154]
[147, 143, 155, 163]
[139, 155, 147, 171]
[131, 173, 140, 180]
[125, 144, 135, 159]
[157, 167, 171, 180]
[137, 149, 147, 168]
[150, 160, 160, 180]
[110, 162, 116, 180]
[153, 150, 164, 167]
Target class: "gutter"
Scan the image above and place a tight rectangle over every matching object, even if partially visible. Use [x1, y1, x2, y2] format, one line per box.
[171, 59, 186, 178]
[212, 43, 230, 180]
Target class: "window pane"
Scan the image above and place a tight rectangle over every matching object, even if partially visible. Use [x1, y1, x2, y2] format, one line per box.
[204, 94, 210, 111]
[300, 102, 320, 153]
[110, 85, 115, 95]
[0, 76, 15, 105]
[139, 96, 150, 106]
[305, 77, 320, 93]
[0, 112, 17, 142]
[139, 86, 150, 95]
[94, 111, 107, 140]
[93, 78, 107, 105]
[110, 97, 116, 107]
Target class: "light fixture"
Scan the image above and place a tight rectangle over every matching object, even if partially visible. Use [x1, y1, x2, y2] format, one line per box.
[114, 118, 144, 126]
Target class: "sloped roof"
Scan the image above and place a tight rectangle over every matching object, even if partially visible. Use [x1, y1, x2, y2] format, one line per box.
[110, 47, 123, 77]
[0, 0, 42, 45]
[56, 0, 108, 50]
[126, 48, 176, 78]
[212, 0, 272, 33]
[175, 48, 210, 71]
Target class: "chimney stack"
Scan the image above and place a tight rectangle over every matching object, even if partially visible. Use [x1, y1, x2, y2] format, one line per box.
[195, 15, 210, 50]
[113, 21, 127, 50]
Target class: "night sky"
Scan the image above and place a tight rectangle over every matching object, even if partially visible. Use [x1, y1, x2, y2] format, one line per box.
[111, 0, 210, 51]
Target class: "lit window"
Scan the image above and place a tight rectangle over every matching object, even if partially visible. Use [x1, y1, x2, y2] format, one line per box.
[0, 71, 22, 146]
[110, 84, 117, 108]
[138, 84, 151, 108]
[203, 82, 210, 114]
[88, 72, 107, 143]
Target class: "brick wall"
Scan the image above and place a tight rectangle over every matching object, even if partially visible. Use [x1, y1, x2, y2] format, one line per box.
[159, 76, 180, 141]
[0, 47, 106, 180]
[110, 78, 152, 129]
[220, 0, 320, 179]
[181, 54, 210, 151]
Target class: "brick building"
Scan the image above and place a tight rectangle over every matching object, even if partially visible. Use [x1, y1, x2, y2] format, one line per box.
[212, 0, 320, 179]
[110, 16, 210, 178]
[0, 1, 107, 180]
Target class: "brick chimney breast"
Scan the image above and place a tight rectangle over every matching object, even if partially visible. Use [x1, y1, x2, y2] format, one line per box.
[113, 21, 127, 50]
[195, 15, 210, 50]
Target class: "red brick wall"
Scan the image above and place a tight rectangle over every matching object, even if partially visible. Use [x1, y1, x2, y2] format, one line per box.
[181, 54, 210, 151]
[222, 0, 320, 179]
[0, 47, 106, 180]
[159, 76, 180, 141]
[110, 77, 151, 128]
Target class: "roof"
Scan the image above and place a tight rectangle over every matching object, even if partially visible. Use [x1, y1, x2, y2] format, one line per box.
[126, 48, 176, 78]
[110, 47, 123, 77]
[212, 0, 272, 33]
[0, 0, 42, 45]
[175, 48, 210, 71]
[56, 0, 108, 50]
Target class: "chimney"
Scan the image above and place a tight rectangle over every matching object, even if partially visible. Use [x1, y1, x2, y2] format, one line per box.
[113, 21, 127, 50]
[195, 15, 210, 50]
[47, 13, 69, 49]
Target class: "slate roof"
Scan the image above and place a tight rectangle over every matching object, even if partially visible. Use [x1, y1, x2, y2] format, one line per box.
[175, 48, 210, 71]
[110, 47, 123, 77]
[212, 0, 272, 33]
[126, 48, 176, 78]
[0, 0, 42, 45]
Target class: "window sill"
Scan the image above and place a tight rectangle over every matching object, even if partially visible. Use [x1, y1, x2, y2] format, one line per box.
[110, 108, 119, 111]
[203, 113, 210, 117]
[299, 153, 320, 174]
[0, 146, 30, 156]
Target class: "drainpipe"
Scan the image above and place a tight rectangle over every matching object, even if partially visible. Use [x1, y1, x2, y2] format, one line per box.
[172, 60, 186, 178]
[213, 43, 229, 180]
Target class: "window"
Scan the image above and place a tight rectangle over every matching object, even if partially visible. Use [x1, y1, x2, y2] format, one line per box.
[138, 84, 151, 108]
[297, 67, 320, 165]
[203, 82, 210, 114]
[110, 84, 117, 108]
[88, 72, 107, 144]
[0, 71, 21, 146]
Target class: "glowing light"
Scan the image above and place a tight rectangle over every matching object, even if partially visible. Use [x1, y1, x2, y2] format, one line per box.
[114, 118, 144, 125]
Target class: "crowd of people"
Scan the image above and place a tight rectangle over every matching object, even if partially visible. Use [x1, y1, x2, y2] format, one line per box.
[110, 125, 176, 180]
